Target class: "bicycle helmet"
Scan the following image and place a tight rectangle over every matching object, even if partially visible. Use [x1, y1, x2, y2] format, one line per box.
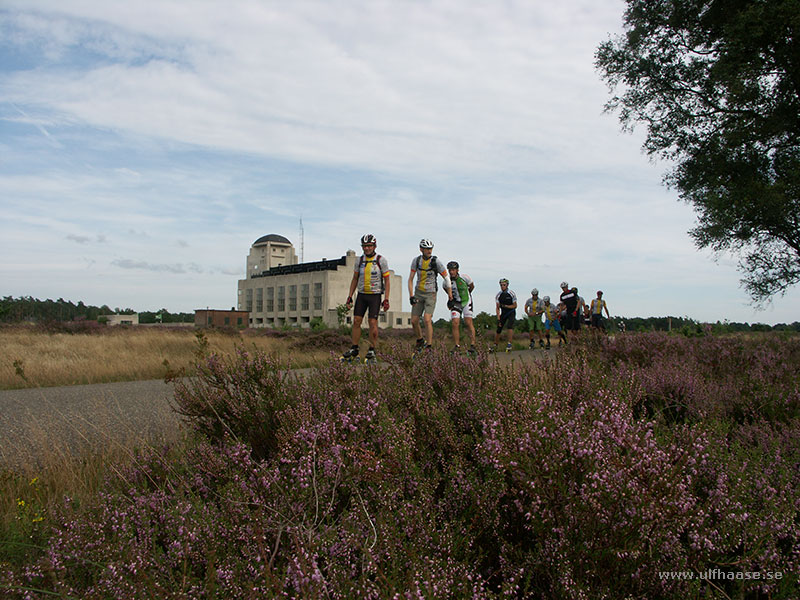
[543, 296, 550, 303]
[447, 261, 459, 270]
[560, 281, 568, 288]
[531, 288, 538, 295]
[360, 234, 377, 246]
[499, 278, 509, 285]
[419, 238, 434, 249]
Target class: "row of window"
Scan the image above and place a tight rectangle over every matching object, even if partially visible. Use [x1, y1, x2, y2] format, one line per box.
[252, 314, 410, 327]
[245, 283, 323, 313]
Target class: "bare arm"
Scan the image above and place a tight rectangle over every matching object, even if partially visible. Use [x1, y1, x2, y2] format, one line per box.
[347, 272, 359, 305]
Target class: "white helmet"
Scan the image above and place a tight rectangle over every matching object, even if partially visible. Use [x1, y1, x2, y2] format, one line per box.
[531, 288, 538, 296]
[419, 238, 434, 249]
[543, 296, 550, 303]
[560, 281, 568, 288]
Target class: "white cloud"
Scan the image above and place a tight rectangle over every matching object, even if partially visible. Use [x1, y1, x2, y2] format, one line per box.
[1, 1, 798, 323]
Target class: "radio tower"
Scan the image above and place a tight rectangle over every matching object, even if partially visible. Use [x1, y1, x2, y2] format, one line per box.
[299, 217, 304, 263]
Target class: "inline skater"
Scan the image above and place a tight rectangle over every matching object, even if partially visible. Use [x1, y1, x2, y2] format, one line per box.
[408, 238, 452, 355]
[340, 234, 390, 364]
[524, 288, 545, 349]
[542, 295, 567, 349]
[446, 261, 477, 355]
[590, 290, 611, 331]
[560, 281, 579, 332]
[493, 278, 517, 352]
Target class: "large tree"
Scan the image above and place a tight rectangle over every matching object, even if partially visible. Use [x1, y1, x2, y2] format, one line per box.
[596, 0, 800, 302]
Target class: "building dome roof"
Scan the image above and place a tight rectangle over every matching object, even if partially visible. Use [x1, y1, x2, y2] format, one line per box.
[253, 234, 292, 246]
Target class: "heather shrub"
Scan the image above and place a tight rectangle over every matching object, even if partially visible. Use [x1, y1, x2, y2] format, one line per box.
[2, 335, 798, 598]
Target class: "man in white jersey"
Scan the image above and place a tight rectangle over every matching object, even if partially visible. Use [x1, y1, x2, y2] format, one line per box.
[446, 261, 477, 355]
[341, 234, 391, 363]
[524, 288, 545, 349]
[408, 238, 452, 353]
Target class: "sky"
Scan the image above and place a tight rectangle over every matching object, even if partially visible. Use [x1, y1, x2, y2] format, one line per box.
[1, 0, 797, 325]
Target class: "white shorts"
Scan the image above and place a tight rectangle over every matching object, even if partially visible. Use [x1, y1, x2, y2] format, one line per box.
[451, 300, 474, 320]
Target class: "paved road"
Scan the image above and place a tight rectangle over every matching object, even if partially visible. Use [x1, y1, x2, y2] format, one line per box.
[0, 378, 182, 468]
[0, 347, 559, 468]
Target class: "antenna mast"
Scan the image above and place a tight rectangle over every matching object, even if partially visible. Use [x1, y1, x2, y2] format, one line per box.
[299, 217, 304, 263]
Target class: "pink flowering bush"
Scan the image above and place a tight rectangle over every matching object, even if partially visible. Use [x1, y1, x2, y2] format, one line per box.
[2, 334, 798, 598]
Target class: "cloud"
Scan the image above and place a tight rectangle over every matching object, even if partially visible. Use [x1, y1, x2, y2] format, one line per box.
[111, 258, 198, 274]
[0, 1, 635, 179]
[66, 233, 90, 244]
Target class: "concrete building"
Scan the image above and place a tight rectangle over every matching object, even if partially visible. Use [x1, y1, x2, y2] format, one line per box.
[102, 314, 139, 326]
[237, 234, 412, 329]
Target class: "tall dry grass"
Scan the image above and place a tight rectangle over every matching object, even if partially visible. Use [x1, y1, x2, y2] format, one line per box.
[0, 325, 335, 390]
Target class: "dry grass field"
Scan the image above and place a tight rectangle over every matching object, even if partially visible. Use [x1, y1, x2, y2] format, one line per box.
[0, 324, 348, 551]
[0, 324, 340, 390]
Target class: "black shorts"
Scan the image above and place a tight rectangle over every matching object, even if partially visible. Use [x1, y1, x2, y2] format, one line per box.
[354, 293, 382, 320]
[497, 310, 516, 332]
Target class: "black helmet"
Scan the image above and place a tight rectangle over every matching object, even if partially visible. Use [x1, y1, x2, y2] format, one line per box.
[360, 233, 377, 246]
[447, 261, 459, 270]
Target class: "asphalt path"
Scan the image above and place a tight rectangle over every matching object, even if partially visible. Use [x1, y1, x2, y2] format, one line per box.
[0, 346, 560, 468]
[0, 378, 183, 468]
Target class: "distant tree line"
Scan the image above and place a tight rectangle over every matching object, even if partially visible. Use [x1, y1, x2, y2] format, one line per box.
[0, 296, 194, 324]
[434, 311, 799, 334]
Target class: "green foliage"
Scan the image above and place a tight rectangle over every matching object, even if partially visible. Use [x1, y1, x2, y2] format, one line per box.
[335, 303, 349, 327]
[597, 0, 800, 301]
[0, 296, 193, 324]
[473, 311, 496, 331]
[309, 316, 327, 331]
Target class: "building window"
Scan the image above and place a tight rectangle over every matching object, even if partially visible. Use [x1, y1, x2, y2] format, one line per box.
[289, 285, 297, 311]
[313, 282, 323, 310]
[224, 317, 230, 325]
[245, 289, 253, 312]
[237, 317, 243, 325]
[301, 284, 309, 310]
[396, 318, 402, 325]
[255, 288, 263, 312]
[278, 286, 285, 311]
[266, 287, 274, 312]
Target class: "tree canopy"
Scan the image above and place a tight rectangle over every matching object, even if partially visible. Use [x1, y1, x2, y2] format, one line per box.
[596, 0, 800, 302]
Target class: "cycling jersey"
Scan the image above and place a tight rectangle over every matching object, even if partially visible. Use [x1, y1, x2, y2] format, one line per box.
[450, 274, 473, 305]
[591, 298, 607, 315]
[355, 254, 389, 294]
[410, 255, 448, 293]
[524, 297, 544, 318]
[496, 289, 517, 313]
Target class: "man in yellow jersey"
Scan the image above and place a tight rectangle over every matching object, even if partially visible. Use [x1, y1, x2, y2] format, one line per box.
[590, 290, 611, 331]
[408, 238, 452, 354]
[341, 234, 391, 363]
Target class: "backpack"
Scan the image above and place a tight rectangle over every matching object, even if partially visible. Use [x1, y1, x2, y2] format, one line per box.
[359, 254, 385, 293]
[415, 255, 440, 291]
